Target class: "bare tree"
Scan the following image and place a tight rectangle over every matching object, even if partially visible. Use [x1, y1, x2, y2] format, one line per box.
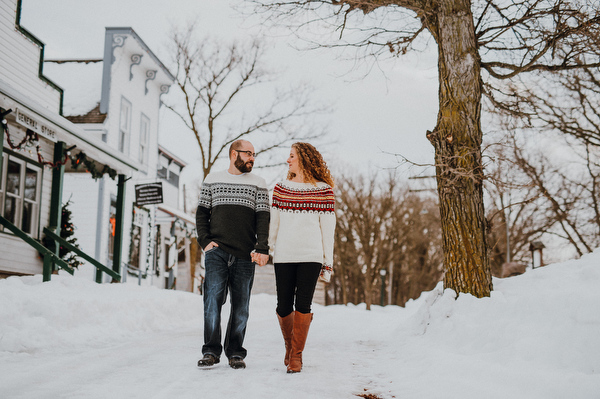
[521, 68, 600, 147]
[511, 137, 600, 257]
[490, 49, 600, 148]
[391, 193, 444, 305]
[484, 21, 600, 262]
[334, 172, 398, 310]
[484, 126, 600, 271]
[330, 171, 443, 308]
[164, 23, 325, 178]
[484, 144, 554, 275]
[248, 0, 600, 297]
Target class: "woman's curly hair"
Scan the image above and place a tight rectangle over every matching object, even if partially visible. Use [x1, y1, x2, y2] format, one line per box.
[287, 142, 334, 187]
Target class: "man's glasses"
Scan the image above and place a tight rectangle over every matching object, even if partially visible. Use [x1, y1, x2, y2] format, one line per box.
[236, 149, 257, 158]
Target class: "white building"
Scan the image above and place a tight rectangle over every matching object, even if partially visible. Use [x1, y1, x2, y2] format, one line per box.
[43, 27, 198, 291]
[1, 0, 137, 280]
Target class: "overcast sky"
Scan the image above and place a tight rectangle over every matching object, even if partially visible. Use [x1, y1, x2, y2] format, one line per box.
[20, 0, 439, 188]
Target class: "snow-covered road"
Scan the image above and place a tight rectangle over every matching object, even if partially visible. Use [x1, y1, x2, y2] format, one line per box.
[2, 250, 600, 398]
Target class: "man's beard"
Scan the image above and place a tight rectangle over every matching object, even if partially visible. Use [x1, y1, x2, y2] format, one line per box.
[234, 154, 253, 173]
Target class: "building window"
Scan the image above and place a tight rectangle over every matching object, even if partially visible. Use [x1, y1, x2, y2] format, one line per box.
[0, 153, 42, 237]
[168, 161, 181, 187]
[118, 97, 132, 154]
[139, 114, 150, 164]
[107, 196, 117, 268]
[157, 152, 182, 187]
[157, 154, 169, 179]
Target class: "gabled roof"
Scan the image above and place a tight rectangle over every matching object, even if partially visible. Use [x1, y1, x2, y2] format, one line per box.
[104, 27, 175, 81]
[100, 27, 175, 114]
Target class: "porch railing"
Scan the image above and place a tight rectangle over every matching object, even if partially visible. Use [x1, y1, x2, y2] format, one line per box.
[43, 228, 121, 282]
[0, 215, 73, 281]
[0, 215, 120, 282]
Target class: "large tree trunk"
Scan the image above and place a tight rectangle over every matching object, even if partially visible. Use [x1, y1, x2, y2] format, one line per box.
[427, 0, 492, 297]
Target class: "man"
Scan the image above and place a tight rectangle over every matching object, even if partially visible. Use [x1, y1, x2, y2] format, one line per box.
[196, 139, 270, 370]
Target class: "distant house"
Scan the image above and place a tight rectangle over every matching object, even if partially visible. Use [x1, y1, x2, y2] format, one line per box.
[42, 27, 198, 291]
[155, 145, 199, 292]
[1, 1, 137, 279]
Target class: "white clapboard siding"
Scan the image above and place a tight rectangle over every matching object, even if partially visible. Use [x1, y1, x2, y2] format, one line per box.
[0, 0, 61, 111]
[0, 234, 44, 275]
[0, 0, 15, 33]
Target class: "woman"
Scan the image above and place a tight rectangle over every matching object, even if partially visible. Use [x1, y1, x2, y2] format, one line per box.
[268, 142, 336, 373]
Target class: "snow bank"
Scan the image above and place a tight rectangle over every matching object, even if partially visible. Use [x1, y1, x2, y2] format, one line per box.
[405, 250, 600, 373]
[0, 275, 202, 353]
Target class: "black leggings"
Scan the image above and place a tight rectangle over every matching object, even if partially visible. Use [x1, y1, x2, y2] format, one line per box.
[274, 262, 321, 317]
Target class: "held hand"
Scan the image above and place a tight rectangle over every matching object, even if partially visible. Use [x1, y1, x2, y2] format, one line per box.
[257, 254, 269, 266]
[251, 252, 261, 266]
[204, 242, 219, 252]
[251, 253, 269, 267]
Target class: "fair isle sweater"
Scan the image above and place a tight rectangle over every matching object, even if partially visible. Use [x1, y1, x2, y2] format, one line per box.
[268, 180, 336, 270]
[196, 170, 270, 260]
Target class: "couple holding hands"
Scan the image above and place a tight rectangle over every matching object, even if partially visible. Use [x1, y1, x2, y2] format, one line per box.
[195, 140, 335, 373]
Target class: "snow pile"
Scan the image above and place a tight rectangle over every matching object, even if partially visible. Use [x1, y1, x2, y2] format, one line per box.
[405, 251, 600, 374]
[0, 275, 201, 353]
[0, 250, 599, 398]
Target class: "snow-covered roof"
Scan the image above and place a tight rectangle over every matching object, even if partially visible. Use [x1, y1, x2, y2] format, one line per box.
[158, 145, 187, 168]
[0, 78, 138, 174]
[42, 60, 103, 117]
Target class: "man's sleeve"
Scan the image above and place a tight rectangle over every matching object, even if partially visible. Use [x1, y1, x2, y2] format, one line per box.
[254, 185, 270, 254]
[196, 182, 213, 250]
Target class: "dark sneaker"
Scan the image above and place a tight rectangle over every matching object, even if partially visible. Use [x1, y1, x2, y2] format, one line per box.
[229, 357, 246, 369]
[197, 354, 220, 367]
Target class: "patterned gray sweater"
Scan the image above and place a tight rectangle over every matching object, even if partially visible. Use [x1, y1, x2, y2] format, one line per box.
[196, 170, 270, 260]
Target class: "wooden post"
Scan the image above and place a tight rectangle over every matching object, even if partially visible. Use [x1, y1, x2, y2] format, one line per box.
[95, 264, 103, 283]
[48, 141, 66, 272]
[0, 108, 8, 181]
[0, 125, 4, 180]
[112, 174, 127, 282]
[43, 253, 53, 282]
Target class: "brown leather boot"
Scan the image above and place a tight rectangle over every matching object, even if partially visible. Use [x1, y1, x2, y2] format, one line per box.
[277, 312, 294, 366]
[287, 311, 313, 373]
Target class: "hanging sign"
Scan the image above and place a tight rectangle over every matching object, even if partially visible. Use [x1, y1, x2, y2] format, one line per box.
[14, 108, 58, 142]
[135, 182, 164, 205]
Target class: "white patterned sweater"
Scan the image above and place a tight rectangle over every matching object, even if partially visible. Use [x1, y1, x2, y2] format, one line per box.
[268, 180, 336, 280]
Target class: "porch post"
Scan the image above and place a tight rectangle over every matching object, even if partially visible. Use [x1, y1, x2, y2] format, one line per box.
[0, 108, 8, 179]
[48, 141, 66, 272]
[112, 174, 127, 282]
[0, 119, 4, 179]
[43, 253, 53, 282]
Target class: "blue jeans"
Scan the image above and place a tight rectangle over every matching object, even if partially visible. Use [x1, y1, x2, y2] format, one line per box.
[202, 247, 255, 359]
